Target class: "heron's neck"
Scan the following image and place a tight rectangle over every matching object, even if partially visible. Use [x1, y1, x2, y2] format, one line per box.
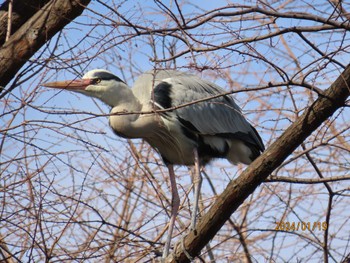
[99, 82, 140, 109]
[106, 82, 145, 138]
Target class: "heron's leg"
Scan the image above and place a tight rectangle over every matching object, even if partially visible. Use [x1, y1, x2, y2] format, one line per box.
[191, 148, 202, 230]
[162, 164, 180, 259]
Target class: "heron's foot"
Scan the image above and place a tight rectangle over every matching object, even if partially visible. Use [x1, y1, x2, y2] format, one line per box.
[173, 230, 196, 261]
[180, 235, 194, 261]
[162, 243, 170, 261]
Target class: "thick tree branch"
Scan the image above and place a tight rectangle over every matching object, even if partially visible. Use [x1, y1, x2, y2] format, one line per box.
[168, 65, 350, 262]
[0, 0, 51, 46]
[0, 0, 90, 94]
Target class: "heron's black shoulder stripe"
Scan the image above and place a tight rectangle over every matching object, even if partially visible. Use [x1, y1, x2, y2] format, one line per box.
[154, 81, 172, 109]
[93, 71, 124, 83]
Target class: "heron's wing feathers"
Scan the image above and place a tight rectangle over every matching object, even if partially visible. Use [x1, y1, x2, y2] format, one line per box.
[154, 75, 264, 152]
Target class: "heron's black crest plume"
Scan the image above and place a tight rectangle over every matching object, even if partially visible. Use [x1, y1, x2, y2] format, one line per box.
[92, 71, 125, 83]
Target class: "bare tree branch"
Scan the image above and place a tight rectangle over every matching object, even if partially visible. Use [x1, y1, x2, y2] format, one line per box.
[0, 0, 51, 46]
[0, 0, 90, 94]
[2, 1, 350, 262]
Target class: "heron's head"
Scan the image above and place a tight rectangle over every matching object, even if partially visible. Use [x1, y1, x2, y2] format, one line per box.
[41, 69, 127, 107]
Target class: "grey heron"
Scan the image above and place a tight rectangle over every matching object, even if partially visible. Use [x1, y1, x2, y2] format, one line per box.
[41, 69, 264, 259]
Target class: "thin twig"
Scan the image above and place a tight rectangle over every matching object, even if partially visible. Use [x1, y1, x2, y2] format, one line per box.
[5, 0, 13, 42]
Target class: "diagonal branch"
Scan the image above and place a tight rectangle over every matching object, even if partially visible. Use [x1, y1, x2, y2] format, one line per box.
[0, 0, 52, 45]
[0, 0, 91, 96]
[168, 65, 350, 262]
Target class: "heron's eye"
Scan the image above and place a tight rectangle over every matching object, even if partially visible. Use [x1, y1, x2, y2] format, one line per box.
[91, 78, 101, 85]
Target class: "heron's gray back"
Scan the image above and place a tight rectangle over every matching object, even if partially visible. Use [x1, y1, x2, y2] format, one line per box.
[132, 69, 264, 162]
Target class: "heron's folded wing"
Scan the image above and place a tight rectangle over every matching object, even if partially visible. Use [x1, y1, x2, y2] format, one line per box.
[155, 75, 264, 152]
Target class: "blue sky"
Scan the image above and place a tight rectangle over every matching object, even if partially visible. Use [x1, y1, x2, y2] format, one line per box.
[2, 0, 350, 262]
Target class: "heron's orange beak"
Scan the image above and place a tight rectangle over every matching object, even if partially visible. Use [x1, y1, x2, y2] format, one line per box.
[41, 79, 92, 90]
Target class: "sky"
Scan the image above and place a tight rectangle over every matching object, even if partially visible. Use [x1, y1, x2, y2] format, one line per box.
[1, 0, 350, 262]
